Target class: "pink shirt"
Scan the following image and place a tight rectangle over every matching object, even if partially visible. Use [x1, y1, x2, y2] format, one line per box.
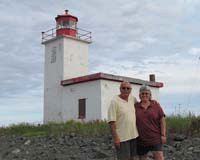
[135, 100, 165, 145]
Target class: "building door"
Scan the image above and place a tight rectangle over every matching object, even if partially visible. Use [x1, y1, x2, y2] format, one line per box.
[78, 98, 86, 119]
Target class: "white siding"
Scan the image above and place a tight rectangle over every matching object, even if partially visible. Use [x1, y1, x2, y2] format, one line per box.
[43, 38, 64, 123]
[61, 80, 101, 121]
[63, 37, 89, 79]
[100, 80, 160, 120]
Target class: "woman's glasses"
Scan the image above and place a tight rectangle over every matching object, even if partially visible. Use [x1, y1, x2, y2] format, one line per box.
[141, 92, 149, 95]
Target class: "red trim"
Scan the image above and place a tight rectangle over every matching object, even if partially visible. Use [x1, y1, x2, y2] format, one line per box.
[55, 15, 78, 22]
[56, 28, 77, 37]
[60, 72, 164, 88]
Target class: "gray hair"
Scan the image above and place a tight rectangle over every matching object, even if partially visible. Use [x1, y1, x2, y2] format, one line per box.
[139, 85, 152, 99]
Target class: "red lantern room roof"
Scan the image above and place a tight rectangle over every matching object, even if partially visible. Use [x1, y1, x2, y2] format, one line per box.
[41, 10, 92, 43]
[55, 10, 78, 22]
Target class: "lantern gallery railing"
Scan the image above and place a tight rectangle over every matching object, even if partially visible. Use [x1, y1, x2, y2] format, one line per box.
[41, 27, 92, 43]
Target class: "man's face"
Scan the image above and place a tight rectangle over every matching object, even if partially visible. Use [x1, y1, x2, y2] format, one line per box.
[120, 82, 132, 97]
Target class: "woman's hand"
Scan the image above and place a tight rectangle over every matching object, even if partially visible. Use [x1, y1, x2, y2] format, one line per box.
[161, 135, 166, 144]
[114, 138, 120, 149]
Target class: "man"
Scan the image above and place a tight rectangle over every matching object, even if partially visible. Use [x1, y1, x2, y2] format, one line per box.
[108, 81, 138, 160]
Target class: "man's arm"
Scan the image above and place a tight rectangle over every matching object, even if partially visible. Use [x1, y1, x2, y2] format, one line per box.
[109, 121, 120, 149]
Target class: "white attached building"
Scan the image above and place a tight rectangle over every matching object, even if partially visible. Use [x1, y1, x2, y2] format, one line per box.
[42, 10, 163, 123]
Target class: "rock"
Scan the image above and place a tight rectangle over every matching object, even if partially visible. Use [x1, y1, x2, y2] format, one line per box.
[87, 140, 98, 146]
[88, 150, 110, 159]
[69, 132, 76, 138]
[188, 147, 193, 151]
[12, 148, 21, 154]
[24, 140, 31, 145]
[173, 134, 187, 141]
[193, 148, 200, 153]
[0, 133, 200, 160]
[163, 144, 175, 153]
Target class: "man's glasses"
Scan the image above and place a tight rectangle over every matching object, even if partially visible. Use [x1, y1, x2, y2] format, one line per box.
[121, 87, 132, 90]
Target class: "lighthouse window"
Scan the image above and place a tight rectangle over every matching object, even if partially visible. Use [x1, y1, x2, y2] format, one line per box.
[56, 21, 62, 29]
[78, 98, 86, 119]
[62, 20, 76, 29]
[69, 21, 76, 29]
[63, 20, 70, 28]
[51, 47, 56, 63]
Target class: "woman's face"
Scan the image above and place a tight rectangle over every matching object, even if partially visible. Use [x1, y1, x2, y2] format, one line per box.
[140, 90, 150, 101]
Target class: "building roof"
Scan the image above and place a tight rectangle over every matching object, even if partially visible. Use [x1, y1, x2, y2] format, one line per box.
[60, 72, 164, 88]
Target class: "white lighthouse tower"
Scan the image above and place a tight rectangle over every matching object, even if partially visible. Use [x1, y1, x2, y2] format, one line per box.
[42, 10, 92, 122]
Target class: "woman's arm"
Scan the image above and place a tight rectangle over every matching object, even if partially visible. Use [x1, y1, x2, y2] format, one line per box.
[160, 117, 166, 144]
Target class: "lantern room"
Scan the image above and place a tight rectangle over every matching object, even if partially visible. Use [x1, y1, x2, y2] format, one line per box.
[55, 10, 78, 37]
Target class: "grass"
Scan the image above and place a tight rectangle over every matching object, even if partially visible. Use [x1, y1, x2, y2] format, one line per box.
[0, 119, 111, 137]
[0, 114, 200, 137]
[165, 115, 192, 134]
[166, 114, 200, 136]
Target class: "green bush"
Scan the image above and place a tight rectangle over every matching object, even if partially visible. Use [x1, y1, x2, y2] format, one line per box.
[0, 120, 110, 137]
[187, 116, 200, 136]
[165, 114, 200, 136]
[0, 115, 199, 137]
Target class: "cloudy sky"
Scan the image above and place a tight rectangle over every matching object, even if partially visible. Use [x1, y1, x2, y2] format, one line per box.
[1, 0, 200, 126]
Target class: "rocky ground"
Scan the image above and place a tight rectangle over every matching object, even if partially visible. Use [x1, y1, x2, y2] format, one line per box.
[0, 133, 200, 160]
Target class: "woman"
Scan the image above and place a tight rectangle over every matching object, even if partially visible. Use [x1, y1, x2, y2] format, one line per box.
[135, 85, 166, 160]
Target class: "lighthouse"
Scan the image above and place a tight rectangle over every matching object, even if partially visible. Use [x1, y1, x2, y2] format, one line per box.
[42, 10, 92, 122]
[42, 10, 163, 123]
